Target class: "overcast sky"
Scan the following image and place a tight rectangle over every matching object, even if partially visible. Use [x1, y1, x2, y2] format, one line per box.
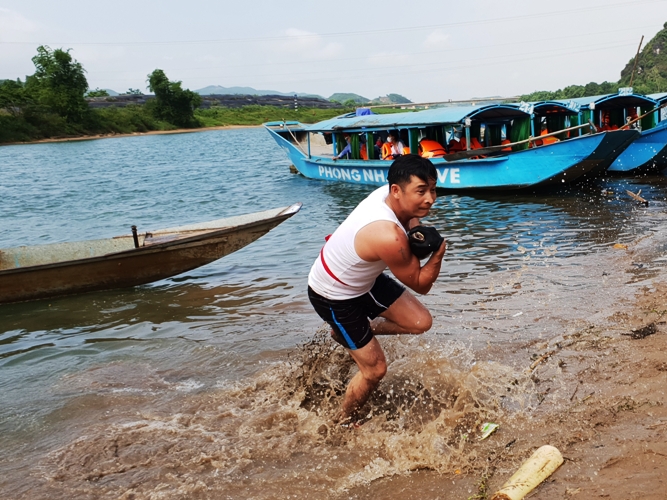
[1, 0, 666, 101]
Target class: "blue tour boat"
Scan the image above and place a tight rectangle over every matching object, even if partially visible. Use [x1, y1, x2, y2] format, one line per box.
[548, 90, 666, 175]
[265, 104, 638, 190]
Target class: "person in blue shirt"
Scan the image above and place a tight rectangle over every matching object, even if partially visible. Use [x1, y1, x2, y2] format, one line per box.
[333, 134, 352, 160]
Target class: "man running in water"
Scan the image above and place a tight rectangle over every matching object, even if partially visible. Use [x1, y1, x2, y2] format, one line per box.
[307, 154, 446, 423]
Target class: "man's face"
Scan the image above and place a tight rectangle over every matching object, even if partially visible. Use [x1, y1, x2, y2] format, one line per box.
[394, 175, 437, 218]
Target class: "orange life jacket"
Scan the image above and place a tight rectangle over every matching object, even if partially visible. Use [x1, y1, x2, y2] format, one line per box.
[501, 139, 512, 151]
[447, 138, 465, 153]
[539, 129, 559, 145]
[449, 137, 483, 153]
[419, 139, 446, 158]
[381, 143, 393, 160]
[360, 143, 368, 160]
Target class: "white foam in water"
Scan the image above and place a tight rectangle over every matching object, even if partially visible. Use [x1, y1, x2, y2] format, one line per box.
[171, 380, 204, 392]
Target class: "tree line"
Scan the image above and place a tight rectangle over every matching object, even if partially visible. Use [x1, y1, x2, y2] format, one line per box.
[521, 23, 667, 101]
[0, 46, 352, 144]
[0, 46, 202, 143]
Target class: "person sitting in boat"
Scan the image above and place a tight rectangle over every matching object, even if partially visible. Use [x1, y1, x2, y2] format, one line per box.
[375, 137, 383, 159]
[400, 131, 411, 154]
[381, 132, 405, 160]
[418, 138, 447, 158]
[598, 110, 618, 132]
[626, 107, 640, 130]
[447, 129, 483, 153]
[360, 134, 368, 160]
[333, 134, 352, 160]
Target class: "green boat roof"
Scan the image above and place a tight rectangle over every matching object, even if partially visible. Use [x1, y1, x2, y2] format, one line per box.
[302, 104, 529, 132]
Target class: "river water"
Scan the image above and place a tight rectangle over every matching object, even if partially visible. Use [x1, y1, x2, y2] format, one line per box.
[1, 128, 667, 499]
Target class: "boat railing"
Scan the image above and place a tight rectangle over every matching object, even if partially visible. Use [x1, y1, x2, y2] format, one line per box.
[444, 121, 600, 161]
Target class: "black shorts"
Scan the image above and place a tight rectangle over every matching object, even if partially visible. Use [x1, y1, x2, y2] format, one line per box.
[307, 273, 405, 350]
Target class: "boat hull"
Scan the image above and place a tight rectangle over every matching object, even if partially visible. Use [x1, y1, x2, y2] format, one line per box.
[0, 205, 300, 304]
[607, 121, 667, 174]
[266, 127, 636, 190]
[576, 129, 640, 176]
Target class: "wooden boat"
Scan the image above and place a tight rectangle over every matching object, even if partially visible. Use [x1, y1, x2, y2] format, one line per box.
[0, 204, 302, 304]
[544, 90, 667, 175]
[264, 103, 638, 190]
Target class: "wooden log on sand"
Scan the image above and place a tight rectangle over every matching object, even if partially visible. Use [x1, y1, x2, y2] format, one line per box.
[490, 445, 564, 500]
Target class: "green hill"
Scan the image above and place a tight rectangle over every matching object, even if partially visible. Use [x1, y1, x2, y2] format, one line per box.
[619, 22, 667, 94]
[329, 92, 413, 105]
[371, 93, 412, 105]
[522, 22, 667, 100]
[329, 93, 369, 104]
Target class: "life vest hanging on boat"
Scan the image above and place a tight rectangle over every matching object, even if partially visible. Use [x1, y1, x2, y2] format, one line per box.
[419, 139, 447, 158]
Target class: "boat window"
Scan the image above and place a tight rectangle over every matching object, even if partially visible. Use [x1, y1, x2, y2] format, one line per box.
[546, 115, 568, 139]
[640, 108, 656, 130]
[486, 124, 502, 146]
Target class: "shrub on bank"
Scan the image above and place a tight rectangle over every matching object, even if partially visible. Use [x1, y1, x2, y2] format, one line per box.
[85, 106, 173, 135]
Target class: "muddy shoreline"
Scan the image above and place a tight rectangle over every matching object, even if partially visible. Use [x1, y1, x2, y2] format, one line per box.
[8, 254, 667, 499]
[0, 124, 261, 147]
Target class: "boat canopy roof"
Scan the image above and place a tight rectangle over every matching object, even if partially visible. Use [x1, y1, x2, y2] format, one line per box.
[530, 100, 581, 115]
[649, 92, 667, 104]
[302, 104, 529, 132]
[555, 92, 657, 110]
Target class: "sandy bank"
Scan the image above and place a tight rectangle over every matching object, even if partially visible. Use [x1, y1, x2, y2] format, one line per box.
[0, 124, 262, 146]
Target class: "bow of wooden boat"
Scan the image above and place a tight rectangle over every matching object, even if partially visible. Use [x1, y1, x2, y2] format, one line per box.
[0, 203, 302, 304]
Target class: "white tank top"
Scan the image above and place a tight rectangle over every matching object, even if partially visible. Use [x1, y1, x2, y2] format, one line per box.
[308, 185, 405, 300]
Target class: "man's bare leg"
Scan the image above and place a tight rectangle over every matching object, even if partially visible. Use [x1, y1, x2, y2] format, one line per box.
[371, 289, 432, 335]
[338, 291, 432, 421]
[339, 337, 387, 421]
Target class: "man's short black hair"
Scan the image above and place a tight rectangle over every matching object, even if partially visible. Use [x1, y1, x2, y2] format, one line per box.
[387, 154, 437, 188]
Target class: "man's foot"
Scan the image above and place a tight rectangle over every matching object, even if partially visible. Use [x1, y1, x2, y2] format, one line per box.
[339, 417, 362, 429]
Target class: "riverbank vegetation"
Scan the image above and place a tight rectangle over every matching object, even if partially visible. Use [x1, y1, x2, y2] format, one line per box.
[0, 46, 355, 144]
[0, 47, 181, 143]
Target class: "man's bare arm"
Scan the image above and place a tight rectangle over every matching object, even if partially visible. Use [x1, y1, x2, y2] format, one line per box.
[356, 221, 446, 295]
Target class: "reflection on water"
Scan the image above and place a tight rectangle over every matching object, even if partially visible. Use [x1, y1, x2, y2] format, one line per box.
[2, 130, 667, 498]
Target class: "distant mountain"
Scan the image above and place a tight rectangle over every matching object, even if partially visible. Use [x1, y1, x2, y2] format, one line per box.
[329, 92, 370, 104]
[104, 89, 119, 96]
[195, 85, 324, 99]
[370, 93, 412, 105]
